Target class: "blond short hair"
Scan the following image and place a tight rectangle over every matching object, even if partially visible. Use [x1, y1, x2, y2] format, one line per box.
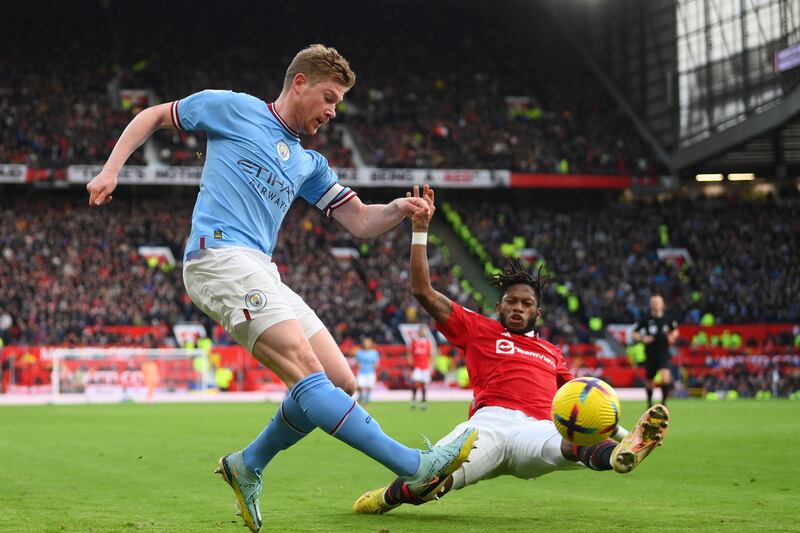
[283, 44, 356, 92]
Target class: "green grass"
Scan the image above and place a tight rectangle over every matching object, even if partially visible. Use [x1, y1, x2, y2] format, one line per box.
[0, 400, 797, 532]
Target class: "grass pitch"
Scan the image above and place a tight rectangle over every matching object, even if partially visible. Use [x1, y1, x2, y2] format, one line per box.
[0, 399, 797, 532]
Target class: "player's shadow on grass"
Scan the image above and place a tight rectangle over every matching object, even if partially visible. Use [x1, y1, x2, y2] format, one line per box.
[344, 511, 530, 531]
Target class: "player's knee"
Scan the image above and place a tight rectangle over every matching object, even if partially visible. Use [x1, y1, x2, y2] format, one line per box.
[295, 348, 324, 375]
[339, 374, 357, 396]
[559, 438, 577, 461]
[253, 334, 322, 374]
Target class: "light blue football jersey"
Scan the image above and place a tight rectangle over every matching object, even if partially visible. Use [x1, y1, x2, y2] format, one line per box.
[355, 348, 380, 375]
[171, 90, 355, 260]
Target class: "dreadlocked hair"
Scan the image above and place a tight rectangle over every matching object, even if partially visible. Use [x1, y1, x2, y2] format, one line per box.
[489, 258, 552, 304]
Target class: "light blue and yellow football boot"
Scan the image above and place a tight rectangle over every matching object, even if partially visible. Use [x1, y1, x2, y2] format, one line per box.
[215, 451, 263, 532]
[402, 427, 478, 499]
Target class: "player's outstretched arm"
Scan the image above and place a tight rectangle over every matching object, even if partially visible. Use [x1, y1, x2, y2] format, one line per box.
[332, 194, 430, 238]
[409, 185, 453, 324]
[86, 102, 175, 206]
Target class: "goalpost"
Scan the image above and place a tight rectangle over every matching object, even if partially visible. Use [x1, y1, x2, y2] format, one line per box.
[47, 347, 210, 402]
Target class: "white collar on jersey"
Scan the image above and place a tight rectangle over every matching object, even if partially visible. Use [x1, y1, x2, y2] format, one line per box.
[505, 328, 539, 338]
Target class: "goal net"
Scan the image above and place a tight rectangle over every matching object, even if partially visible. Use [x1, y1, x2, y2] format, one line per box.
[47, 347, 210, 402]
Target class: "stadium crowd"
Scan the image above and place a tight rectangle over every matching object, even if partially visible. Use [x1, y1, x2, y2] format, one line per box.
[1, 1, 795, 399]
[698, 361, 800, 399]
[2, 0, 656, 174]
[454, 193, 800, 328]
[0, 194, 192, 345]
[272, 203, 480, 345]
[0, 191, 477, 347]
[1, 189, 794, 349]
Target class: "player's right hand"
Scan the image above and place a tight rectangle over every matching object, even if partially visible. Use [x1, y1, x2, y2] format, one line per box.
[407, 184, 435, 230]
[86, 168, 118, 206]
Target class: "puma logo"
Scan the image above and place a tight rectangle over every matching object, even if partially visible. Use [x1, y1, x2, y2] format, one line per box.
[423, 475, 441, 486]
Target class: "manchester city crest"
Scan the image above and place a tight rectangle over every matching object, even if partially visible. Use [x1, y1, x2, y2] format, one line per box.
[245, 289, 268, 311]
[276, 141, 291, 161]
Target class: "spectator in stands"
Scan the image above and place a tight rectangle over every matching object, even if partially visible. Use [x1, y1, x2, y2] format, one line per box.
[4, 1, 658, 173]
[454, 193, 799, 330]
[0, 192, 479, 348]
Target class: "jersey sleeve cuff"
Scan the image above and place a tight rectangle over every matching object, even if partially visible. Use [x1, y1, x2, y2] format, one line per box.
[315, 183, 357, 217]
[170, 100, 185, 130]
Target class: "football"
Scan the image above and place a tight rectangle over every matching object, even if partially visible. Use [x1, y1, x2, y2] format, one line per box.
[552, 377, 621, 446]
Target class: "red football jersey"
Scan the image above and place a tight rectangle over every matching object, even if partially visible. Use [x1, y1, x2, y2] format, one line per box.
[410, 338, 432, 370]
[438, 303, 573, 421]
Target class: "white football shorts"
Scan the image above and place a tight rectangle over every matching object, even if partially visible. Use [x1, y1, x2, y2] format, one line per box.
[183, 246, 325, 353]
[411, 367, 431, 384]
[356, 372, 377, 389]
[436, 405, 584, 490]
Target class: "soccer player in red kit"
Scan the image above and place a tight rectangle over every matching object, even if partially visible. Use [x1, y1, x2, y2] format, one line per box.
[353, 185, 670, 514]
[408, 324, 433, 409]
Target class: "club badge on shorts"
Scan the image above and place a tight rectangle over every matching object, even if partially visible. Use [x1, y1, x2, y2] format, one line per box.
[245, 289, 268, 312]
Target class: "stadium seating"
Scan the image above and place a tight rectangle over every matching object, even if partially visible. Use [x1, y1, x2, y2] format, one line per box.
[2, 189, 795, 395]
[1, 1, 795, 397]
[3, 1, 658, 174]
[0, 191, 478, 347]
[446, 193, 800, 326]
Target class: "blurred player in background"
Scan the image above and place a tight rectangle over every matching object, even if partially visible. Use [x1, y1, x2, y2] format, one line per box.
[86, 45, 476, 532]
[354, 337, 379, 404]
[353, 186, 670, 515]
[408, 324, 433, 409]
[632, 294, 679, 407]
[141, 360, 160, 403]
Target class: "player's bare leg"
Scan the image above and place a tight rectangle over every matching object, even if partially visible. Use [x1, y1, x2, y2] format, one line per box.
[216, 320, 323, 532]
[309, 328, 357, 395]
[561, 438, 619, 471]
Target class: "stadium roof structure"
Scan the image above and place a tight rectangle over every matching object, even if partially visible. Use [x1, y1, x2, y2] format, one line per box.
[552, 0, 800, 183]
[671, 87, 800, 179]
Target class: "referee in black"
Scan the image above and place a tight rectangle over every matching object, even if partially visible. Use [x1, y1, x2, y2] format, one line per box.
[632, 294, 679, 407]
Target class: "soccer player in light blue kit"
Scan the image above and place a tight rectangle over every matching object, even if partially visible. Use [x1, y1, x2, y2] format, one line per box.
[355, 337, 380, 404]
[86, 44, 477, 532]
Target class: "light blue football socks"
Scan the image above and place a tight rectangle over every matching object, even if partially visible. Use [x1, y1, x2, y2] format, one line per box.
[242, 393, 315, 473]
[243, 372, 420, 477]
[293, 372, 420, 476]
